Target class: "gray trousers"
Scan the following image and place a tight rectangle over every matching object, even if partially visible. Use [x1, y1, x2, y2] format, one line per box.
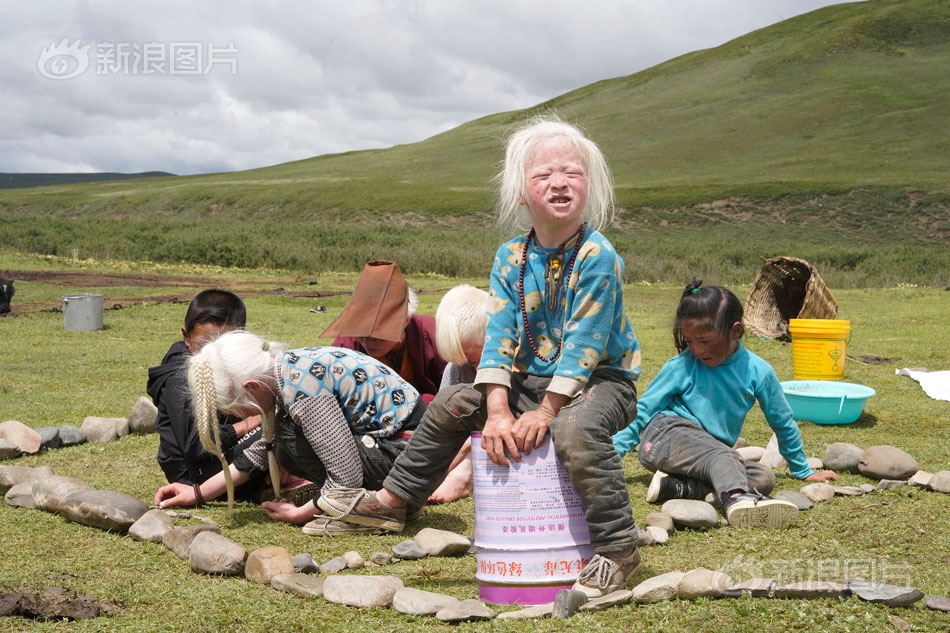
[384, 369, 640, 554]
[637, 413, 775, 503]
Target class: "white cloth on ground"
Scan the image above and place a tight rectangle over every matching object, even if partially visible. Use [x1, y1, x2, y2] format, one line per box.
[896, 368, 950, 402]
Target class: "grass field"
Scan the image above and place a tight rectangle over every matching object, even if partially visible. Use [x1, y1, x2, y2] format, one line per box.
[0, 256, 947, 632]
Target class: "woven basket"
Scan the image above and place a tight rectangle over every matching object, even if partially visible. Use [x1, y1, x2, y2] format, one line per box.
[743, 256, 837, 340]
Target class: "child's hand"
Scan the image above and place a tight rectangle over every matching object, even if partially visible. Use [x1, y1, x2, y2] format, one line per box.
[154, 483, 194, 508]
[803, 469, 838, 483]
[263, 498, 317, 524]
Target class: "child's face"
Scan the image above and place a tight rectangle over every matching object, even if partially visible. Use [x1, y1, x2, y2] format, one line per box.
[521, 136, 588, 240]
[681, 320, 741, 368]
[183, 321, 230, 353]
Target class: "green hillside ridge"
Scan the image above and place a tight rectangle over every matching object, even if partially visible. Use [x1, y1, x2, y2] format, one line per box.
[1, 0, 948, 285]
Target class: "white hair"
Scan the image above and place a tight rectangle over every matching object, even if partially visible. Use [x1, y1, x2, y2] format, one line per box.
[435, 285, 492, 364]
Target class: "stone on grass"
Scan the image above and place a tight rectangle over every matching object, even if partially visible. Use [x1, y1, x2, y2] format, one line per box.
[80, 417, 122, 443]
[552, 589, 587, 618]
[0, 439, 19, 460]
[909, 470, 933, 488]
[0, 420, 42, 455]
[759, 434, 787, 468]
[58, 490, 148, 532]
[163, 524, 221, 560]
[392, 539, 428, 560]
[725, 578, 775, 598]
[877, 479, 909, 491]
[858, 445, 920, 481]
[677, 568, 732, 600]
[128, 396, 158, 434]
[799, 482, 835, 504]
[633, 571, 684, 604]
[245, 546, 295, 584]
[806, 457, 824, 471]
[115, 417, 130, 438]
[5, 482, 35, 508]
[58, 426, 86, 446]
[496, 603, 553, 619]
[823, 442, 864, 473]
[292, 553, 319, 574]
[637, 527, 655, 547]
[392, 587, 460, 616]
[35, 427, 63, 450]
[341, 550, 364, 569]
[774, 490, 813, 511]
[736, 446, 764, 462]
[845, 577, 924, 607]
[660, 499, 720, 529]
[0, 465, 55, 493]
[188, 531, 247, 576]
[370, 551, 392, 566]
[644, 512, 674, 534]
[925, 595, 950, 612]
[645, 525, 669, 545]
[833, 486, 866, 497]
[773, 581, 846, 599]
[435, 598, 495, 622]
[272, 573, 324, 598]
[32, 475, 92, 513]
[413, 527, 471, 557]
[323, 575, 404, 608]
[928, 470, 950, 494]
[579, 589, 633, 611]
[319, 556, 347, 574]
[128, 509, 174, 543]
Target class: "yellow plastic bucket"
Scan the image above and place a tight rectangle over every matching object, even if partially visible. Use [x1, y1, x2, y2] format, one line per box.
[788, 319, 850, 380]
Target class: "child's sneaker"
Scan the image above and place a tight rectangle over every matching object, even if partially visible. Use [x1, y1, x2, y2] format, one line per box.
[317, 487, 406, 532]
[645, 471, 706, 504]
[302, 516, 384, 537]
[571, 548, 641, 598]
[723, 491, 798, 528]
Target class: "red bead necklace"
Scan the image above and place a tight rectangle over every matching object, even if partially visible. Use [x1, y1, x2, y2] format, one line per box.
[518, 223, 586, 363]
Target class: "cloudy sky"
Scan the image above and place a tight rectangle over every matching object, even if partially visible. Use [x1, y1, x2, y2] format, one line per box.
[2, 0, 854, 176]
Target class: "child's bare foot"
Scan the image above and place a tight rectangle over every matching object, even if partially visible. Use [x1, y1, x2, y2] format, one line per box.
[428, 459, 472, 504]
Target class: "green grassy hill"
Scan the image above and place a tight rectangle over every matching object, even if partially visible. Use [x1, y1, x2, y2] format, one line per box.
[1, 0, 947, 285]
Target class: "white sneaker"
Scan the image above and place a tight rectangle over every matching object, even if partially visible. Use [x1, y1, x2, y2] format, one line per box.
[724, 492, 798, 528]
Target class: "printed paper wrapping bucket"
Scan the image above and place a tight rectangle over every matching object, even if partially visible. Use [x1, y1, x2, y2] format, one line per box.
[744, 256, 837, 340]
[62, 293, 104, 331]
[471, 433, 594, 605]
[789, 319, 850, 380]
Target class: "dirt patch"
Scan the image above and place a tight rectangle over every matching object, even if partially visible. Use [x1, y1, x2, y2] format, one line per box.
[0, 268, 349, 315]
[0, 585, 121, 621]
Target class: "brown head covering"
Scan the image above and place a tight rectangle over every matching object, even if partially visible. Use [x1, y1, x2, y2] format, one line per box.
[320, 260, 409, 342]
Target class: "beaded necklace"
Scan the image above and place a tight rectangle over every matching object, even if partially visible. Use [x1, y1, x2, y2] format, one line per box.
[518, 223, 586, 362]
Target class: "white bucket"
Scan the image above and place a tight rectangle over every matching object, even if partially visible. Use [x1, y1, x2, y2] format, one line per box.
[471, 433, 594, 605]
[62, 293, 104, 331]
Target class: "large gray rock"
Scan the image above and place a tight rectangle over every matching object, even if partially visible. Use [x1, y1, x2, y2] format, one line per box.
[0, 464, 55, 493]
[58, 425, 87, 446]
[128, 509, 175, 543]
[633, 571, 685, 604]
[323, 575, 404, 608]
[189, 531, 247, 576]
[858, 445, 920, 481]
[80, 417, 122, 443]
[32, 475, 93, 513]
[660, 499, 721, 529]
[128, 396, 158, 434]
[823, 442, 864, 473]
[34, 427, 63, 450]
[677, 568, 732, 600]
[0, 420, 42, 454]
[163, 524, 221, 560]
[845, 577, 924, 607]
[413, 527, 471, 557]
[271, 573, 325, 598]
[58, 489, 149, 532]
[245, 546, 295, 584]
[392, 587, 461, 616]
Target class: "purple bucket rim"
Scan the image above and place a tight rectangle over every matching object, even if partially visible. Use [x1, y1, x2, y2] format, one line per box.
[478, 581, 572, 605]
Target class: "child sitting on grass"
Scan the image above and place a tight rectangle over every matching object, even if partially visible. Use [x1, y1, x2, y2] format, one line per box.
[613, 281, 838, 528]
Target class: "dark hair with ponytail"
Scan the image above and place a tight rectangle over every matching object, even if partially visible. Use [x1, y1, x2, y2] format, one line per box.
[673, 280, 745, 353]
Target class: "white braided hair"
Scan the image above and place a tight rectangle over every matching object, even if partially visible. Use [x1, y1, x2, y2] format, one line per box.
[187, 330, 287, 516]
